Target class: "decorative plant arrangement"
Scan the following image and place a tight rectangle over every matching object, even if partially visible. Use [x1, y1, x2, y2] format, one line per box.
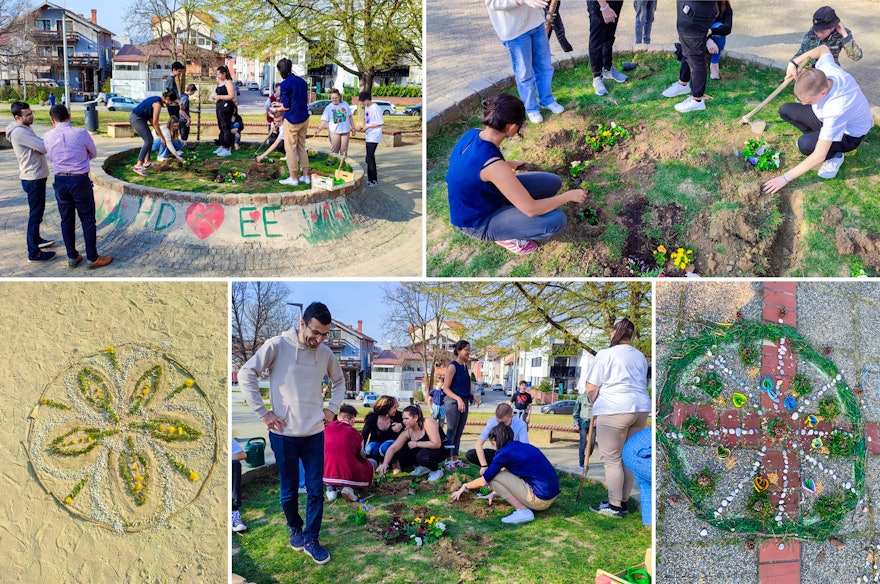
[694, 370, 723, 399]
[354, 499, 373, 525]
[670, 247, 694, 271]
[690, 469, 717, 501]
[682, 416, 709, 444]
[818, 396, 841, 420]
[27, 344, 218, 533]
[738, 138, 781, 171]
[738, 343, 759, 369]
[569, 160, 587, 179]
[826, 429, 856, 457]
[791, 373, 813, 397]
[406, 515, 447, 546]
[586, 122, 631, 152]
[214, 170, 247, 184]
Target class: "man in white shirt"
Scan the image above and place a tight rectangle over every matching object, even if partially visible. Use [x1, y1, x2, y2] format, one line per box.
[763, 44, 873, 194]
[465, 402, 529, 469]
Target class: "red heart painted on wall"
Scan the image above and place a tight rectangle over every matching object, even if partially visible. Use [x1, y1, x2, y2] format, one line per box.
[185, 203, 225, 240]
[249, 210, 260, 223]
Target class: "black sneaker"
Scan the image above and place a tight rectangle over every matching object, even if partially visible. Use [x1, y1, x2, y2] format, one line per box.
[28, 251, 56, 262]
[590, 502, 625, 518]
[596, 500, 631, 515]
[38, 238, 55, 248]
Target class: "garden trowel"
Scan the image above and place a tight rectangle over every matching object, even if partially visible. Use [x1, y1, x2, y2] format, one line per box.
[740, 77, 793, 135]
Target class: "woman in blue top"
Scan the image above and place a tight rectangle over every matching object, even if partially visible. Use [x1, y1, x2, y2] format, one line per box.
[442, 340, 480, 462]
[452, 424, 559, 524]
[445, 94, 586, 255]
[129, 89, 177, 176]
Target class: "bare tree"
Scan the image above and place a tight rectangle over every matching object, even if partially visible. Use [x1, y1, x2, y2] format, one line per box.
[382, 282, 455, 392]
[230, 282, 296, 368]
[0, 0, 36, 98]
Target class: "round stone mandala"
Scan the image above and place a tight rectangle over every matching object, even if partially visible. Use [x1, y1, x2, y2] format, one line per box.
[659, 320, 864, 539]
[26, 344, 218, 533]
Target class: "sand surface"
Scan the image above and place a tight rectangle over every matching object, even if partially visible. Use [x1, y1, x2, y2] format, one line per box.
[1, 282, 227, 583]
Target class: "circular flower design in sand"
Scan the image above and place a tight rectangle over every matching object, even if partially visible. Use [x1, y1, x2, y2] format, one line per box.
[658, 320, 863, 539]
[26, 344, 218, 533]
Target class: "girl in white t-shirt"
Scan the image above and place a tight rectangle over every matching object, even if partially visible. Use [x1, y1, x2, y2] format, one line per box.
[317, 88, 353, 159]
[585, 317, 650, 518]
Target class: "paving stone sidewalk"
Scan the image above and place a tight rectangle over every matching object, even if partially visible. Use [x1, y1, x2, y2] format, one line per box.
[0, 124, 422, 277]
[427, 0, 880, 135]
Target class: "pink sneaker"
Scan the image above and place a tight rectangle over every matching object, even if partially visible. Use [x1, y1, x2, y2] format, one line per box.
[133, 166, 147, 176]
[495, 239, 538, 254]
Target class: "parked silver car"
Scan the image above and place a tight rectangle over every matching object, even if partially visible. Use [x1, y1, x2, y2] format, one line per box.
[106, 96, 139, 111]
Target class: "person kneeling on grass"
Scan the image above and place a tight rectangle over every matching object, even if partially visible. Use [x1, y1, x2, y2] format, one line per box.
[377, 405, 446, 483]
[324, 404, 376, 503]
[451, 424, 559, 524]
[762, 44, 872, 195]
[445, 94, 587, 255]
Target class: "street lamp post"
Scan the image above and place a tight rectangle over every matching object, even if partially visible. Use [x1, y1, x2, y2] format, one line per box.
[287, 302, 303, 325]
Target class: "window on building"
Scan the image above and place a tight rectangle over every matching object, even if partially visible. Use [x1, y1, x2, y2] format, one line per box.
[38, 46, 53, 57]
[291, 55, 299, 64]
[531, 357, 542, 367]
[37, 19, 51, 31]
[329, 330, 341, 339]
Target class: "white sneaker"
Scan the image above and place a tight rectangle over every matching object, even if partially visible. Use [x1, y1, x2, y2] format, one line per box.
[592, 77, 608, 96]
[279, 176, 299, 186]
[300, 174, 311, 185]
[818, 153, 844, 179]
[501, 508, 535, 524]
[410, 466, 430, 477]
[602, 67, 627, 83]
[216, 148, 232, 157]
[662, 82, 691, 98]
[340, 486, 357, 502]
[298, 486, 307, 494]
[527, 111, 544, 124]
[326, 487, 337, 501]
[427, 469, 444, 482]
[674, 96, 706, 112]
[232, 510, 247, 532]
[544, 102, 564, 114]
[213, 147, 223, 154]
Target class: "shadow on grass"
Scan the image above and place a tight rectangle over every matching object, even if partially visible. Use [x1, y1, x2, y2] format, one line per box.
[233, 468, 650, 584]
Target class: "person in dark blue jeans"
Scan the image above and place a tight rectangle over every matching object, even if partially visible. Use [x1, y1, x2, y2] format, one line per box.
[446, 94, 586, 256]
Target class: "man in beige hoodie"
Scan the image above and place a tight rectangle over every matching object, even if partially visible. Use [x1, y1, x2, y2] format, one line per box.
[238, 301, 345, 565]
[7, 101, 55, 262]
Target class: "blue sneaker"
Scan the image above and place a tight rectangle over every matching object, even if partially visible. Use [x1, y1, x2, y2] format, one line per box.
[303, 539, 330, 564]
[289, 526, 304, 551]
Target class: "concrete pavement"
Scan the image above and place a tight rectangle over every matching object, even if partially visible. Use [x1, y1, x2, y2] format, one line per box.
[0, 122, 422, 276]
[427, 0, 880, 136]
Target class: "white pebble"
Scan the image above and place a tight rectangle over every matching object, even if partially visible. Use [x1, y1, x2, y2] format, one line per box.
[700, 529, 708, 536]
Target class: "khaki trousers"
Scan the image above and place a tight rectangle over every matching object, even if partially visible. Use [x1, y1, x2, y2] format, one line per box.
[283, 119, 309, 178]
[596, 411, 649, 503]
[489, 470, 557, 511]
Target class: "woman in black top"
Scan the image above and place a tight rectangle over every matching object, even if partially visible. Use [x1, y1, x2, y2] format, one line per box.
[211, 66, 236, 156]
[361, 395, 403, 463]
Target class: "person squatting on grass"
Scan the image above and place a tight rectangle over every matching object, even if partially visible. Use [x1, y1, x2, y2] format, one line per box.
[586, 317, 650, 518]
[376, 405, 447, 483]
[272, 57, 311, 187]
[129, 89, 177, 176]
[238, 301, 345, 565]
[317, 88, 353, 160]
[361, 395, 404, 465]
[465, 402, 529, 470]
[587, 1, 628, 97]
[662, 1, 724, 113]
[451, 424, 560, 525]
[442, 340, 480, 463]
[762, 44, 872, 194]
[210, 66, 237, 157]
[787, 5, 862, 73]
[151, 116, 184, 163]
[485, 0, 564, 124]
[323, 404, 376, 503]
[445, 94, 587, 255]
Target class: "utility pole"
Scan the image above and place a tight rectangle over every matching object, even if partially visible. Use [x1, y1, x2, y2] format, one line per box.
[61, 9, 70, 107]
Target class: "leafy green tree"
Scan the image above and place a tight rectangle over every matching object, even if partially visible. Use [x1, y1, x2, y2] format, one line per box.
[210, 0, 420, 91]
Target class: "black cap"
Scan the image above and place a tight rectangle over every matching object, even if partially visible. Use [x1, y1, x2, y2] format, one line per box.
[812, 6, 839, 31]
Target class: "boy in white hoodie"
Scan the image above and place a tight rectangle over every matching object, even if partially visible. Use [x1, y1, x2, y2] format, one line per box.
[7, 101, 55, 263]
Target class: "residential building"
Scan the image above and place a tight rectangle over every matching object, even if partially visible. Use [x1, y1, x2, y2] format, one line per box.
[112, 41, 224, 101]
[151, 10, 219, 53]
[327, 319, 375, 395]
[23, 4, 113, 97]
[370, 349, 425, 403]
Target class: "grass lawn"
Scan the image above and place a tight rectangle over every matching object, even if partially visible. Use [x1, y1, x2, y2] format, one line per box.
[233, 466, 649, 584]
[427, 51, 880, 278]
[105, 142, 352, 194]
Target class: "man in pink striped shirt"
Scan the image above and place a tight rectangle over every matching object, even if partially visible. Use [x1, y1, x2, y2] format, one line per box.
[43, 105, 113, 269]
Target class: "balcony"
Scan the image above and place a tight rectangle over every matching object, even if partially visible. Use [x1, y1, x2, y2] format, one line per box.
[33, 30, 80, 44]
[68, 56, 99, 67]
[327, 338, 345, 349]
[550, 365, 579, 378]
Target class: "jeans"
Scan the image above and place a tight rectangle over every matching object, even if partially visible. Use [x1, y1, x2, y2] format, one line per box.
[129, 113, 153, 163]
[364, 439, 396, 463]
[53, 174, 98, 262]
[633, 1, 656, 44]
[710, 35, 726, 64]
[587, 0, 623, 77]
[460, 172, 566, 242]
[622, 427, 652, 525]
[578, 420, 594, 467]
[444, 396, 469, 457]
[365, 141, 379, 182]
[501, 23, 556, 113]
[180, 115, 191, 141]
[269, 431, 325, 540]
[152, 139, 183, 159]
[232, 459, 242, 511]
[778, 102, 865, 159]
[22, 177, 47, 258]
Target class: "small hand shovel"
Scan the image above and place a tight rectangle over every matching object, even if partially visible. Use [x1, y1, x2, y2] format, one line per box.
[740, 77, 793, 135]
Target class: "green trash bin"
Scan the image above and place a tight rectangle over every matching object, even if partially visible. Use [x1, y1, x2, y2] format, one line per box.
[244, 437, 266, 468]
